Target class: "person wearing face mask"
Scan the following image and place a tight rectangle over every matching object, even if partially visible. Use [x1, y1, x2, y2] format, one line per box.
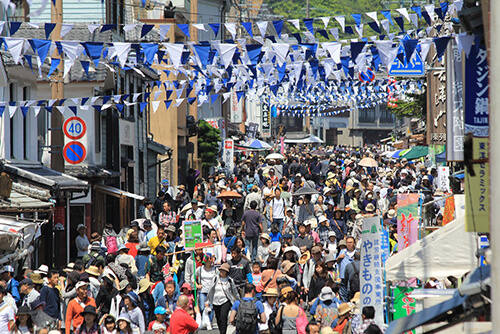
[360, 190, 377, 213]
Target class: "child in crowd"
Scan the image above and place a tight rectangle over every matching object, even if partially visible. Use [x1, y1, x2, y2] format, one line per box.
[147, 306, 169, 333]
[100, 314, 117, 334]
[180, 282, 195, 309]
[269, 225, 282, 258]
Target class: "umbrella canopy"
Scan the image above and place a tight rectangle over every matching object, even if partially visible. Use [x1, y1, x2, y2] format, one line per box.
[401, 146, 429, 160]
[390, 149, 404, 158]
[265, 153, 285, 160]
[310, 149, 328, 157]
[358, 157, 378, 168]
[308, 134, 324, 143]
[180, 202, 205, 214]
[243, 139, 272, 149]
[216, 190, 243, 199]
[293, 187, 320, 196]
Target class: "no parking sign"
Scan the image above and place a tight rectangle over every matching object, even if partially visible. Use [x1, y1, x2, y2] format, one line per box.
[63, 141, 86, 164]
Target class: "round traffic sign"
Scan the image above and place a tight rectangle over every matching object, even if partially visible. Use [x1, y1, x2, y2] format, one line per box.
[63, 141, 87, 164]
[63, 116, 87, 140]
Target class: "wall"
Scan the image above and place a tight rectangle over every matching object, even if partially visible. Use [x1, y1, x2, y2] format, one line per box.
[29, 0, 105, 23]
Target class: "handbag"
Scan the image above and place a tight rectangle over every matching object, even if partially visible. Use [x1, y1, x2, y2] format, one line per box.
[296, 307, 309, 334]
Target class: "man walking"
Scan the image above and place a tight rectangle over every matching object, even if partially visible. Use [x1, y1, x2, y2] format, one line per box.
[241, 201, 263, 261]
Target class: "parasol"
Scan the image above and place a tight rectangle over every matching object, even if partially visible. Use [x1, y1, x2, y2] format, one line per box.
[358, 157, 378, 168]
[216, 190, 243, 199]
[292, 187, 320, 196]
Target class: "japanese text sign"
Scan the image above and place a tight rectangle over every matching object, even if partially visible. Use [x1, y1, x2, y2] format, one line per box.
[397, 194, 420, 251]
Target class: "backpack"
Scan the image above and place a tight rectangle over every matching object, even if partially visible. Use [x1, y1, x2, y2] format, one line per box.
[268, 306, 283, 334]
[349, 262, 360, 293]
[235, 299, 259, 333]
[85, 252, 99, 269]
[105, 235, 118, 254]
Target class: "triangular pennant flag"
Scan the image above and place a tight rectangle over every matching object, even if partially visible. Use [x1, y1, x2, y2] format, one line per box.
[68, 106, 77, 116]
[351, 14, 362, 27]
[303, 18, 314, 34]
[164, 100, 172, 109]
[368, 22, 381, 34]
[80, 60, 90, 76]
[9, 105, 17, 118]
[411, 6, 422, 18]
[434, 36, 450, 59]
[381, 19, 390, 34]
[402, 38, 418, 63]
[4, 38, 24, 64]
[178, 24, 190, 37]
[187, 97, 196, 105]
[159, 24, 171, 40]
[288, 19, 300, 30]
[141, 24, 155, 38]
[319, 17, 330, 30]
[9, 22, 22, 36]
[32, 106, 41, 117]
[329, 28, 339, 41]
[192, 23, 206, 31]
[112, 42, 131, 68]
[193, 44, 210, 68]
[140, 43, 158, 65]
[222, 92, 231, 103]
[269, 84, 279, 96]
[24, 54, 33, 71]
[323, 42, 341, 63]
[45, 23, 56, 39]
[396, 8, 411, 23]
[20, 106, 29, 117]
[334, 16, 345, 32]
[100, 24, 115, 33]
[174, 98, 184, 107]
[217, 44, 237, 68]
[236, 90, 245, 102]
[48, 58, 60, 77]
[409, 13, 419, 28]
[456, 33, 474, 57]
[115, 104, 124, 114]
[93, 105, 102, 113]
[123, 24, 137, 32]
[83, 42, 104, 68]
[381, 11, 393, 25]
[209, 23, 220, 36]
[395, 16, 405, 32]
[56, 106, 66, 117]
[210, 94, 218, 104]
[366, 12, 379, 26]
[88, 24, 100, 34]
[350, 42, 366, 64]
[139, 102, 148, 113]
[164, 43, 184, 69]
[272, 43, 290, 66]
[355, 24, 364, 38]
[424, 4, 435, 23]
[375, 40, 398, 67]
[277, 63, 287, 82]
[0, 105, 4, 117]
[60, 23, 74, 38]
[440, 2, 449, 17]
[257, 21, 268, 38]
[272, 20, 283, 38]
[151, 101, 160, 113]
[225, 23, 237, 39]
[317, 30, 329, 39]
[242, 22, 253, 37]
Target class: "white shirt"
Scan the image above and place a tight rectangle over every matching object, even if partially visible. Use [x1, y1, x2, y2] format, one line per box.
[186, 208, 204, 220]
[0, 301, 15, 333]
[270, 197, 286, 219]
[258, 301, 274, 331]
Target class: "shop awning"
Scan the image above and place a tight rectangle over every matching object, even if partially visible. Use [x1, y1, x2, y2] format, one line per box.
[0, 215, 47, 253]
[94, 184, 145, 201]
[0, 188, 54, 212]
[386, 292, 468, 334]
[1, 161, 89, 194]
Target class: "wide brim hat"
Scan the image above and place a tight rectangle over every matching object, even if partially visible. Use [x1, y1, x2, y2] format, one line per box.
[138, 278, 154, 294]
[387, 209, 397, 219]
[85, 266, 100, 277]
[219, 263, 230, 272]
[351, 291, 361, 304]
[365, 203, 376, 212]
[166, 225, 176, 233]
[137, 242, 150, 252]
[80, 305, 98, 316]
[298, 251, 310, 265]
[263, 288, 279, 297]
[319, 286, 334, 301]
[63, 263, 75, 273]
[260, 233, 271, 242]
[281, 260, 295, 273]
[338, 302, 355, 316]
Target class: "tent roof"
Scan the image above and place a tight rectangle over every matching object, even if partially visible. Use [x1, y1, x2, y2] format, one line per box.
[385, 215, 478, 281]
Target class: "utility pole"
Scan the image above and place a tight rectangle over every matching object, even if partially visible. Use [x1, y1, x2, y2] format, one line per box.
[306, 0, 310, 19]
[50, 0, 64, 173]
[189, 0, 199, 171]
[305, 0, 311, 134]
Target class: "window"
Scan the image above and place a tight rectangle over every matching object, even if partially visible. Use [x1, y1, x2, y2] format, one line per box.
[359, 107, 376, 123]
[379, 104, 393, 124]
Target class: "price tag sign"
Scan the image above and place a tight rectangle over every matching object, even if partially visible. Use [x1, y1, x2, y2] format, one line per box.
[63, 116, 87, 140]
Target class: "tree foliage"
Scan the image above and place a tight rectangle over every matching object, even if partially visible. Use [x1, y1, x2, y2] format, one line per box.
[388, 89, 427, 119]
[198, 120, 222, 175]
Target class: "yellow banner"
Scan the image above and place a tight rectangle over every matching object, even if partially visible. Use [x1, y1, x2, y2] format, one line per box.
[465, 137, 489, 232]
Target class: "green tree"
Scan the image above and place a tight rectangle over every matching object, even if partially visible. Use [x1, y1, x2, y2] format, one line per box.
[388, 88, 427, 119]
[198, 120, 222, 176]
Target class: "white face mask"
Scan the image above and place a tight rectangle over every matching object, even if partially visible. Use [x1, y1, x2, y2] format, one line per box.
[367, 195, 373, 199]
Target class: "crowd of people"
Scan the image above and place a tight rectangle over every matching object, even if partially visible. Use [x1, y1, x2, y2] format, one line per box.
[1, 145, 452, 334]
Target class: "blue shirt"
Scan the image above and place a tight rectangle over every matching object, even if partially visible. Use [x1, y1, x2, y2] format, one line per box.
[39, 286, 61, 319]
[337, 249, 356, 279]
[269, 232, 281, 242]
[231, 297, 265, 334]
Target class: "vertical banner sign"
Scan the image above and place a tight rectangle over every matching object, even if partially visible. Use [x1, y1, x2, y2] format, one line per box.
[464, 44, 489, 137]
[223, 139, 234, 175]
[230, 89, 243, 123]
[392, 286, 416, 334]
[246, 122, 259, 138]
[397, 194, 420, 251]
[446, 42, 464, 161]
[437, 166, 450, 191]
[183, 220, 203, 248]
[261, 102, 271, 137]
[465, 138, 490, 232]
[380, 229, 390, 265]
[361, 216, 384, 326]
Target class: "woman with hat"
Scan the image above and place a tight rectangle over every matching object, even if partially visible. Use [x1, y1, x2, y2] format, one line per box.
[274, 289, 305, 334]
[13, 305, 33, 334]
[122, 292, 145, 333]
[361, 190, 377, 214]
[75, 224, 90, 259]
[330, 208, 347, 242]
[259, 288, 279, 334]
[74, 305, 99, 334]
[195, 253, 217, 329]
[134, 242, 151, 278]
[137, 278, 155, 323]
[257, 233, 272, 266]
[95, 274, 119, 319]
[206, 263, 239, 334]
[116, 313, 133, 334]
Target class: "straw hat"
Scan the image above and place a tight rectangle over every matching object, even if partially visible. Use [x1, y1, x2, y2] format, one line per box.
[29, 273, 43, 285]
[85, 266, 100, 277]
[281, 260, 295, 273]
[365, 203, 376, 212]
[138, 278, 154, 294]
[350, 291, 361, 304]
[387, 209, 397, 219]
[263, 288, 278, 297]
[298, 251, 311, 265]
[338, 302, 355, 316]
[260, 233, 271, 242]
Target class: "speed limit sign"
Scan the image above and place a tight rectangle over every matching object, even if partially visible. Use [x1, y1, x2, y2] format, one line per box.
[63, 116, 87, 140]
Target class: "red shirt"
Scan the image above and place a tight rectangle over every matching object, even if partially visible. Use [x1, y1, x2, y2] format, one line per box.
[169, 308, 198, 334]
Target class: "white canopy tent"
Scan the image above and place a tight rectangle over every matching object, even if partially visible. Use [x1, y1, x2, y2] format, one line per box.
[284, 134, 324, 144]
[385, 215, 478, 282]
